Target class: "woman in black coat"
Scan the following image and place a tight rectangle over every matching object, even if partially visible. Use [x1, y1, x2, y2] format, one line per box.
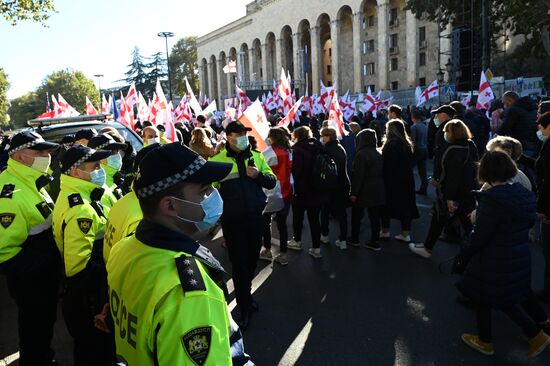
[349, 129, 385, 250]
[536, 112, 550, 303]
[410, 120, 479, 258]
[453, 151, 550, 358]
[319, 126, 350, 249]
[289, 126, 324, 258]
[380, 119, 419, 243]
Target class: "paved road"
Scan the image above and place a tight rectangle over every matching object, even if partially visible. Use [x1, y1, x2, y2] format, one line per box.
[2, 187, 550, 365]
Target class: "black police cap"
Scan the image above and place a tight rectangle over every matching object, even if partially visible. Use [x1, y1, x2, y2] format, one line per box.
[134, 142, 232, 199]
[431, 105, 457, 116]
[74, 128, 98, 142]
[60, 144, 111, 174]
[88, 134, 127, 151]
[132, 142, 161, 173]
[7, 131, 58, 155]
[225, 121, 252, 135]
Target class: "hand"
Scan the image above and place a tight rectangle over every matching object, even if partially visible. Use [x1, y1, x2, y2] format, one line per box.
[447, 200, 458, 213]
[246, 166, 259, 179]
[350, 195, 357, 203]
[94, 303, 111, 333]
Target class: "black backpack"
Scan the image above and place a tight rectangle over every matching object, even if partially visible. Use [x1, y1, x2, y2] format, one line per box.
[312, 150, 338, 192]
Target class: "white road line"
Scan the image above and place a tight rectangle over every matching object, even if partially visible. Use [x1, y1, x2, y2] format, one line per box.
[277, 318, 313, 366]
[0, 351, 19, 366]
[228, 262, 273, 312]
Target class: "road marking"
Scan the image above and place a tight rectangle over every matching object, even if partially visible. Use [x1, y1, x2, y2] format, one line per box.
[228, 262, 273, 312]
[277, 318, 313, 366]
[0, 351, 19, 365]
[393, 336, 412, 366]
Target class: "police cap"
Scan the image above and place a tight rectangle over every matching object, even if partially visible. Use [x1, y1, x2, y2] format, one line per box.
[88, 133, 127, 151]
[61, 144, 111, 174]
[7, 131, 58, 155]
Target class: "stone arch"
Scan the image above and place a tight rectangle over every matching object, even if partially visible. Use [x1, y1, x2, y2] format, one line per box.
[317, 13, 332, 87]
[280, 25, 293, 78]
[265, 32, 276, 82]
[209, 55, 218, 102]
[218, 51, 228, 99]
[251, 38, 262, 85]
[200, 58, 209, 97]
[337, 5, 354, 92]
[239, 43, 250, 84]
[298, 19, 312, 95]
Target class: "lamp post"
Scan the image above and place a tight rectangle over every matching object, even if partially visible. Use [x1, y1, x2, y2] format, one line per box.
[93, 74, 104, 110]
[157, 31, 175, 101]
[436, 69, 444, 105]
[445, 59, 453, 102]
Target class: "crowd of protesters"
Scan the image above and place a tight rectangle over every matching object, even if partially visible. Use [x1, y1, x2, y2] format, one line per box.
[1, 90, 550, 361]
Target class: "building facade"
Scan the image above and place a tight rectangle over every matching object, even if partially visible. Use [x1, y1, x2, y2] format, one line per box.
[197, 0, 450, 103]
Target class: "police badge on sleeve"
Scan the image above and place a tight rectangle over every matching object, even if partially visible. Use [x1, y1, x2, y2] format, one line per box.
[77, 218, 93, 234]
[0, 213, 15, 228]
[182, 326, 212, 365]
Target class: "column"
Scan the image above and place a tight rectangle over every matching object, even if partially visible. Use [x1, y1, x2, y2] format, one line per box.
[405, 10, 418, 87]
[248, 48, 256, 84]
[292, 32, 301, 90]
[227, 53, 233, 97]
[207, 62, 215, 102]
[275, 38, 283, 77]
[440, 23, 452, 72]
[261, 43, 269, 84]
[330, 19, 340, 91]
[216, 59, 224, 103]
[310, 26, 321, 95]
[198, 65, 205, 95]
[352, 12, 363, 93]
[377, 0, 389, 90]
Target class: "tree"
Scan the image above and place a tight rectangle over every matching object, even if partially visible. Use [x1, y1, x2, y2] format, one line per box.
[7, 91, 43, 129]
[122, 46, 148, 93]
[405, 0, 550, 56]
[142, 52, 167, 99]
[1, 0, 56, 25]
[35, 69, 99, 115]
[0, 68, 10, 129]
[169, 36, 199, 97]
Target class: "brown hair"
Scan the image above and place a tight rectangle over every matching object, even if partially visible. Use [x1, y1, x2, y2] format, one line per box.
[293, 126, 312, 142]
[478, 150, 517, 185]
[443, 119, 473, 143]
[486, 136, 523, 161]
[538, 112, 550, 128]
[383, 119, 413, 152]
[320, 126, 337, 142]
[268, 127, 291, 150]
[190, 128, 212, 149]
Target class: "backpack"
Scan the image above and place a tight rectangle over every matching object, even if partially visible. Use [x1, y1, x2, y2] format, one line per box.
[312, 150, 338, 192]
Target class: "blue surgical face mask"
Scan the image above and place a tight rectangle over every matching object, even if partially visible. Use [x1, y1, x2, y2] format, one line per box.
[537, 129, 548, 142]
[171, 189, 224, 232]
[107, 153, 123, 171]
[434, 116, 441, 127]
[89, 168, 106, 186]
[235, 135, 249, 151]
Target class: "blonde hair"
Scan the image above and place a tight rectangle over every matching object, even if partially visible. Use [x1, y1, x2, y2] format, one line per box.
[383, 119, 413, 152]
[443, 119, 473, 143]
[190, 128, 212, 149]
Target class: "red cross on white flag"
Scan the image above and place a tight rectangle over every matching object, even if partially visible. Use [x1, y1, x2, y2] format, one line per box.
[476, 71, 495, 110]
[238, 99, 270, 151]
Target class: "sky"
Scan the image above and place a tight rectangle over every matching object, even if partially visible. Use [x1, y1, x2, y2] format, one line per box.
[0, 0, 250, 99]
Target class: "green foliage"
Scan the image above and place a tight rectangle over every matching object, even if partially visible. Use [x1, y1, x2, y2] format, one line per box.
[169, 36, 198, 96]
[0, 68, 10, 129]
[492, 37, 550, 81]
[7, 91, 42, 129]
[36, 69, 99, 113]
[122, 46, 148, 93]
[142, 52, 167, 99]
[1, 0, 56, 26]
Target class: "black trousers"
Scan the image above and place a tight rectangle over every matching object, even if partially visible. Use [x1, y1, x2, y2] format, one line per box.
[476, 297, 540, 343]
[321, 202, 347, 241]
[62, 271, 115, 366]
[414, 148, 429, 193]
[2, 246, 60, 366]
[424, 208, 473, 250]
[350, 205, 384, 243]
[222, 214, 263, 312]
[262, 202, 290, 252]
[292, 203, 321, 248]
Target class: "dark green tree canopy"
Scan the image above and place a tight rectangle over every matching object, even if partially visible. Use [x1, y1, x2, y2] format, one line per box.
[169, 36, 198, 96]
[122, 46, 148, 92]
[0, 68, 10, 129]
[1, 0, 56, 25]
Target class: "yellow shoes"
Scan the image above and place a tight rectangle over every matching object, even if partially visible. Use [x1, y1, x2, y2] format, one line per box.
[528, 330, 550, 358]
[461, 334, 495, 356]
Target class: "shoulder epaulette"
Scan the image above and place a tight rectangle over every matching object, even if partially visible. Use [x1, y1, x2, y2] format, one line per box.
[175, 255, 206, 293]
[0, 184, 15, 199]
[68, 193, 84, 208]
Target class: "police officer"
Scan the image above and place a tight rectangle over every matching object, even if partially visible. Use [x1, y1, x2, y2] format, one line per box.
[88, 133, 128, 200]
[0, 131, 61, 365]
[103, 143, 160, 262]
[209, 121, 276, 329]
[52, 144, 116, 366]
[73, 128, 98, 146]
[107, 143, 253, 365]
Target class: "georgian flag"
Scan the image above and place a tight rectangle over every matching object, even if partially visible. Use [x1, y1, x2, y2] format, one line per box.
[416, 80, 439, 107]
[101, 94, 110, 114]
[328, 92, 348, 140]
[85, 96, 98, 116]
[362, 87, 376, 113]
[238, 99, 270, 151]
[476, 71, 495, 110]
[277, 97, 303, 129]
[125, 82, 138, 107]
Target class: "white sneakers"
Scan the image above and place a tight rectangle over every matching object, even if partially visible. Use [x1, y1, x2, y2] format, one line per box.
[335, 240, 347, 250]
[394, 234, 411, 243]
[409, 243, 432, 258]
[320, 235, 330, 244]
[259, 248, 273, 261]
[379, 231, 390, 239]
[287, 240, 303, 251]
[308, 248, 322, 258]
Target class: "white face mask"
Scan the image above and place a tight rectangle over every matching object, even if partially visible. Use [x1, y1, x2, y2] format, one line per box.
[23, 153, 51, 173]
[537, 129, 548, 142]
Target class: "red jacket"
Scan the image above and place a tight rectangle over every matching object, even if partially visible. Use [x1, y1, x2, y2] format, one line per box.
[264, 145, 293, 203]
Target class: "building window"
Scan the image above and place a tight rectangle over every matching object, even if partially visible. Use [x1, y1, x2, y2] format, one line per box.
[390, 58, 398, 71]
[390, 34, 398, 48]
[367, 39, 375, 53]
[367, 15, 375, 27]
[327, 65, 332, 75]
[369, 84, 376, 91]
[329, 48, 332, 57]
[419, 26, 426, 43]
[363, 41, 367, 55]
[367, 62, 375, 75]
[419, 77, 426, 87]
[390, 8, 398, 25]
[391, 81, 399, 90]
[419, 52, 426, 66]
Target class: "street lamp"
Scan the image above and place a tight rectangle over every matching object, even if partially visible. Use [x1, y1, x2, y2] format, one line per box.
[157, 31, 175, 101]
[93, 74, 104, 110]
[436, 70, 444, 105]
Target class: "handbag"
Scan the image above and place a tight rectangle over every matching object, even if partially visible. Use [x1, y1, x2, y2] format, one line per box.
[263, 180, 284, 214]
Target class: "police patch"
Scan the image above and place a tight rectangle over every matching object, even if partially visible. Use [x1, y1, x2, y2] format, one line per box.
[182, 326, 212, 365]
[0, 213, 15, 228]
[77, 218, 93, 234]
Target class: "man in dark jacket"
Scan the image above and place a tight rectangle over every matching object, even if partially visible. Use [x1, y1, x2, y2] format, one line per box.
[210, 121, 276, 329]
[430, 105, 456, 183]
[499, 91, 539, 158]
